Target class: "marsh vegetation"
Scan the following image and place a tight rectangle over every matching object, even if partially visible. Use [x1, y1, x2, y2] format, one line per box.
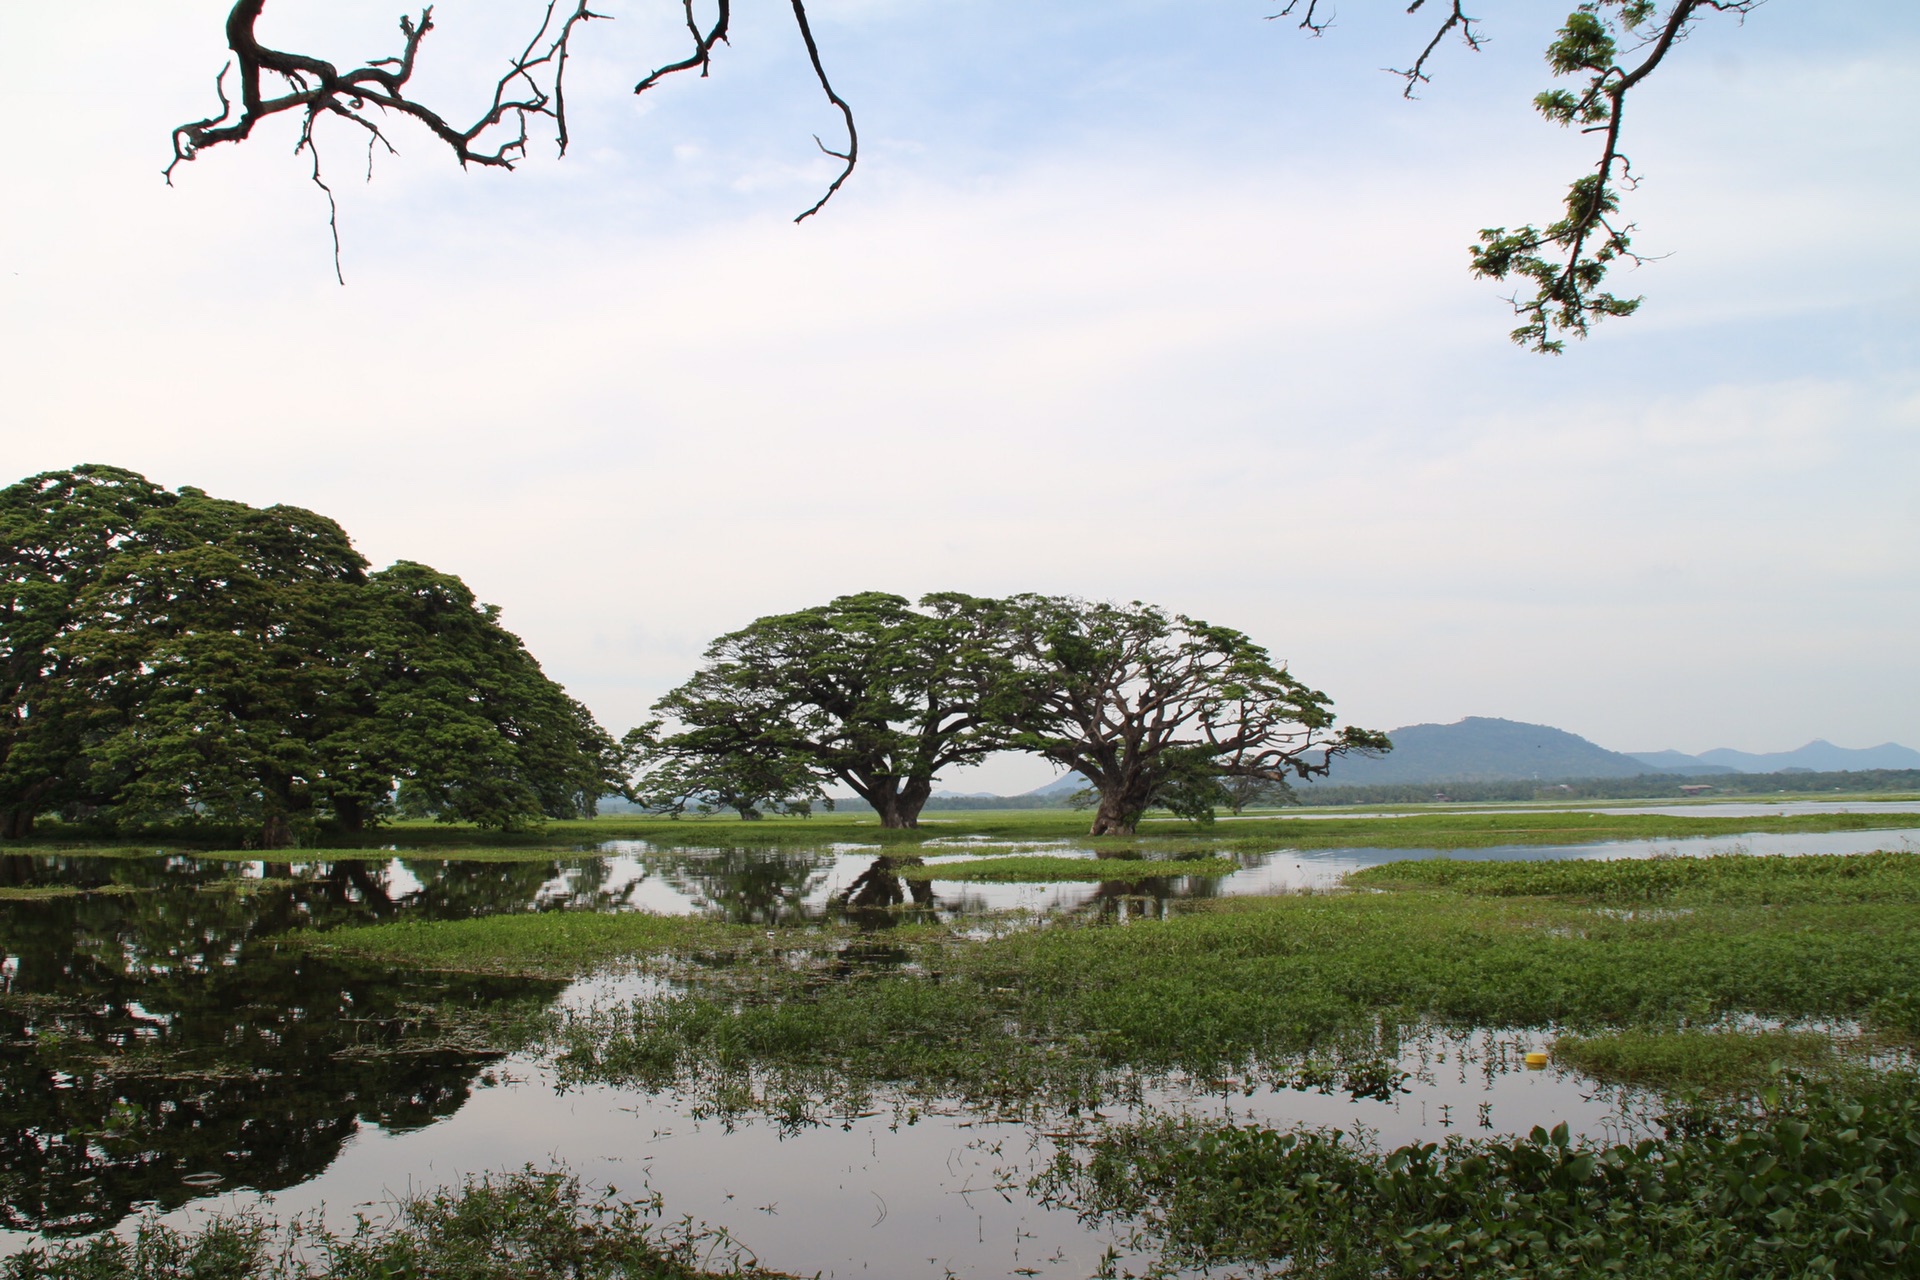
[4, 810, 1920, 1276]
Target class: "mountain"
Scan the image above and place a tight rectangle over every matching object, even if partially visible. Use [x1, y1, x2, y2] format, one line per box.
[1314, 717, 1658, 786]
[1022, 773, 1091, 798]
[1624, 750, 1738, 776]
[1693, 740, 1920, 773]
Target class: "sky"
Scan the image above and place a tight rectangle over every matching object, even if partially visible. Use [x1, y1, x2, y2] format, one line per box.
[2, 1, 1915, 795]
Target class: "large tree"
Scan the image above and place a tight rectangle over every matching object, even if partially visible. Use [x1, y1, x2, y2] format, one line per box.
[0, 467, 618, 847]
[0, 466, 175, 839]
[160, 1, 1757, 349]
[996, 596, 1388, 836]
[640, 592, 1011, 829]
[344, 560, 621, 832]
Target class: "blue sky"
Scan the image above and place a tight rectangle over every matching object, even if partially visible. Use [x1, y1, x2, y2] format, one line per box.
[2, 1, 1915, 793]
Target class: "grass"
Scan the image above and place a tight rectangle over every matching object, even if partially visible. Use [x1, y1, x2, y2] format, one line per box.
[1032, 1070, 1920, 1279]
[0, 883, 149, 900]
[1551, 1028, 1839, 1092]
[1, 1168, 794, 1280]
[294, 911, 770, 978]
[529, 852, 1920, 1117]
[1348, 848, 1920, 903]
[898, 854, 1237, 882]
[9, 803, 1918, 857]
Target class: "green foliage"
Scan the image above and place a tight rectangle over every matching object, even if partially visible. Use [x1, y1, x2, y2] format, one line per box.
[1, 467, 188, 837]
[1, 1168, 789, 1279]
[641, 592, 1013, 829]
[1349, 850, 1920, 904]
[994, 596, 1385, 835]
[1469, 2, 1755, 353]
[625, 734, 830, 820]
[300, 910, 756, 978]
[1035, 1072, 1920, 1278]
[0, 467, 619, 846]
[535, 854, 1920, 1117]
[1553, 1029, 1837, 1092]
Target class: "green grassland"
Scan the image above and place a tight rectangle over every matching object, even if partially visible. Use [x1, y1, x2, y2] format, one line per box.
[11, 802, 1918, 859]
[3, 1168, 794, 1280]
[38, 846, 1920, 1279]
[304, 850, 1920, 1113]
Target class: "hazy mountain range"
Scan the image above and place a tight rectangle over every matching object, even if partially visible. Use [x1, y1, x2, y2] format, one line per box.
[1311, 718, 1920, 786]
[934, 719, 1920, 797]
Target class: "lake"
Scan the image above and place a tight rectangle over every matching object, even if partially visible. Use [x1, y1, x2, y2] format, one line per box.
[3, 820, 1913, 1275]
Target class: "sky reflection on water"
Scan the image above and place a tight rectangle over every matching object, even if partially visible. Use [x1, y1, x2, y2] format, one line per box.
[2, 824, 1913, 1273]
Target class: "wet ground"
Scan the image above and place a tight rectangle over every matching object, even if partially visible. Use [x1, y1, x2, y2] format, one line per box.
[1, 818, 1912, 1273]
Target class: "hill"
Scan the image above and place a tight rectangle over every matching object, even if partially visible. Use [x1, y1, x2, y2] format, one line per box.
[1313, 717, 1658, 786]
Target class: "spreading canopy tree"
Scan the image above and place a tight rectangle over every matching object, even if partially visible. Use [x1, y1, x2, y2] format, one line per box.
[162, 0, 1760, 349]
[625, 744, 830, 820]
[638, 591, 1012, 829]
[0, 466, 619, 847]
[995, 596, 1388, 836]
[0, 466, 175, 839]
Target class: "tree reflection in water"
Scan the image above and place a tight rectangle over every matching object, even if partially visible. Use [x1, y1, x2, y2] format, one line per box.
[637, 845, 837, 925]
[0, 855, 583, 1237]
[0, 845, 1238, 1238]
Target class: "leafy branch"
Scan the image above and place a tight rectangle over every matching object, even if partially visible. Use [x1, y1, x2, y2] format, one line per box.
[1471, 1, 1761, 353]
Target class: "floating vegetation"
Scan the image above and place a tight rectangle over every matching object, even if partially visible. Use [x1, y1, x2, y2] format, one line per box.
[1349, 848, 1920, 903]
[1551, 1028, 1841, 1092]
[0, 1167, 795, 1279]
[1032, 1072, 1920, 1278]
[296, 911, 773, 978]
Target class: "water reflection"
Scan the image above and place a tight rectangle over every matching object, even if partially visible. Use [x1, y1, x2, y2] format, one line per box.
[0, 863, 566, 1236]
[1, 828, 1909, 1256]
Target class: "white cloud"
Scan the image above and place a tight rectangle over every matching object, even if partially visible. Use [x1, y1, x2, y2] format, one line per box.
[1, 0, 1914, 761]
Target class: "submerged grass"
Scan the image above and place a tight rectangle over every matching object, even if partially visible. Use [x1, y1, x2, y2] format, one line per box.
[10, 804, 1918, 857]
[1034, 1070, 1920, 1279]
[899, 855, 1237, 882]
[2, 1167, 794, 1280]
[538, 853, 1920, 1116]
[1551, 1028, 1840, 1092]
[295, 912, 772, 978]
[1349, 848, 1920, 903]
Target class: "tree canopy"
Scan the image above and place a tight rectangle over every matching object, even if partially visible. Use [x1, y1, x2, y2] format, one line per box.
[637, 592, 1386, 835]
[636, 592, 1013, 829]
[163, 1, 1758, 350]
[0, 465, 618, 846]
[995, 596, 1388, 835]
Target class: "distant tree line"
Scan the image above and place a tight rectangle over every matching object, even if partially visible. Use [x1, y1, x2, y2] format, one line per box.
[629, 592, 1385, 835]
[1287, 769, 1920, 808]
[1, 467, 622, 847]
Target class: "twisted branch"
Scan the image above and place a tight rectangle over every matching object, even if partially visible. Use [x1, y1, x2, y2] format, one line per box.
[169, 1, 856, 275]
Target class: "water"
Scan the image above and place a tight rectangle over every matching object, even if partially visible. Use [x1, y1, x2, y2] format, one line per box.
[46, 1029, 1614, 1279]
[0, 826, 1909, 1272]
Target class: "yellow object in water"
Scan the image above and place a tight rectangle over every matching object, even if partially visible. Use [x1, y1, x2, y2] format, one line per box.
[1524, 1051, 1550, 1069]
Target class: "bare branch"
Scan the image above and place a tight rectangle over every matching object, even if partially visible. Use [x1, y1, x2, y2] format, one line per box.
[1389, 1, 1486, 99]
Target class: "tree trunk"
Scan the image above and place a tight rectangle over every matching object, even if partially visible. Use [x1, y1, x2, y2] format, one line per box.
[1088, 786, 1147, 837]
[871, 776, 933, 829]
[873, 795, 916, 829]
[1, 807, 34, 840]
[335, 795, 367, 835]
[261, 810, 292, 850]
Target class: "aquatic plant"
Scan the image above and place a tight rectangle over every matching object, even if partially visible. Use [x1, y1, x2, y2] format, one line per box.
[1, 1168, 790, 1280]
[1033, 1072, 1920, 1278]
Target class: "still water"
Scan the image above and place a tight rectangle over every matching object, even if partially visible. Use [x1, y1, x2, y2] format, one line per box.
[0, 825, 1909, 1273]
